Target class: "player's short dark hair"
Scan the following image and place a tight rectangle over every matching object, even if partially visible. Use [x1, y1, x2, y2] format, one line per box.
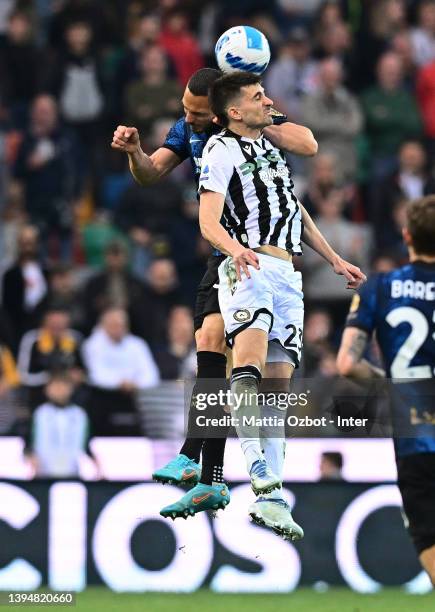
[187, 68, 221, 97]
[209, 71, 262, 127]
[407, 195, 435, 256]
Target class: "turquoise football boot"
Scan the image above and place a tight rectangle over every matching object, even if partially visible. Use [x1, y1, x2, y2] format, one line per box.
[152, 454, 201, 486]
[160, 482, 230, 519]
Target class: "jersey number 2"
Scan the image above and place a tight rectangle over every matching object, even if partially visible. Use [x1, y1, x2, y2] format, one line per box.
[386, 306, 434, 379]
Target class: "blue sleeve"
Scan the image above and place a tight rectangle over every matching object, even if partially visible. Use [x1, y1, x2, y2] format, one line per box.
[345, 274, 381, 334]
[161, 117, 189, 161]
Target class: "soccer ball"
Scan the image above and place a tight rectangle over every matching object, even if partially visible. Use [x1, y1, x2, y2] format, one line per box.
[215, 26, 270, 75]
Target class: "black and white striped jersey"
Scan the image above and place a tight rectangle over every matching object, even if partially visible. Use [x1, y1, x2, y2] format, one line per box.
[198, 128, 303, 255]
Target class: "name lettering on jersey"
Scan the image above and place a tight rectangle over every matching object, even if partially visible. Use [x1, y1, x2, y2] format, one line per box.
[391, 279, 435, 301]
[239, 151, 283, 176]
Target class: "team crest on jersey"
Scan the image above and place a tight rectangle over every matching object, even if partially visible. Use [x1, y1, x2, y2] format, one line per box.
[233, 309, 251, 323]
[350, 293, 360, 313]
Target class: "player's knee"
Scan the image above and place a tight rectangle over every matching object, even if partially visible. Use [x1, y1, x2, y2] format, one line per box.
[196, 328, 226, 354]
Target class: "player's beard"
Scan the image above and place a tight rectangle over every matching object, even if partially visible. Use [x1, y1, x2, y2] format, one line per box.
[248, 111, 273, 131]
[248, 118, 273, 130]
[187, 118, 212, 133]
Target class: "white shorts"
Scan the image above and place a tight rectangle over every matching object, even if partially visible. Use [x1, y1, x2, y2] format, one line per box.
[218, 253, 304, 367]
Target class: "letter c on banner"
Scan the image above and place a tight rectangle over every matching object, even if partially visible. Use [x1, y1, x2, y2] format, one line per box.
[0, 483, 41, 590]
[335, 485, 431, 593]
[92, 484, 213, 591]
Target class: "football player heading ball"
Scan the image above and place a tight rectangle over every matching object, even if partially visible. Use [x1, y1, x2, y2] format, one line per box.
[112, 27, 356, 538]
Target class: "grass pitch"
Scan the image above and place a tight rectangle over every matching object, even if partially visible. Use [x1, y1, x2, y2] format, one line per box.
[4, 588, 434, 612]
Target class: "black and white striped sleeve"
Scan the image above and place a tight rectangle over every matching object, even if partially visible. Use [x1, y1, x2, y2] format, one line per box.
[198, 138, 233, 196]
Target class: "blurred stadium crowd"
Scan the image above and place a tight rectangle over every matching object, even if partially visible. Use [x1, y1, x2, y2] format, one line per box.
[0, 0, 434, 474]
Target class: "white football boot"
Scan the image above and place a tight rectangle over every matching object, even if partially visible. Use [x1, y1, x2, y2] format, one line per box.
[249, 460, 281, 495]
[249, 497, 304, 541]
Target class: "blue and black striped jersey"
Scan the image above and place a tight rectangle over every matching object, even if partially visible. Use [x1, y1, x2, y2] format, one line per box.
[162, 118, 220, 183]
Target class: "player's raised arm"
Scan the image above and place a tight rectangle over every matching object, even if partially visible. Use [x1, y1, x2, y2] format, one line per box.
[299, 202, 367, 289]
[111, 125, 181, 186]
[263, 121, 318, 156]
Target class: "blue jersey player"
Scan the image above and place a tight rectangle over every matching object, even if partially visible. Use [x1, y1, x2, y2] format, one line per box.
[337, 195, 435, 585]
[112, 67, 326, 527]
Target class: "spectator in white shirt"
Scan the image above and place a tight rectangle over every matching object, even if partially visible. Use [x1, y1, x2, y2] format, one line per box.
[82, 307, 159, 435]
[29, 373, 95, 478]
[411, 0, 435, 67]
[83, 307, 159, 390]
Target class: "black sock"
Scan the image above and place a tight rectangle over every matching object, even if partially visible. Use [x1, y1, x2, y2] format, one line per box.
[200, 437, 227, 485]
[180, 351, 227, 462]
[231, 365, 262, 387]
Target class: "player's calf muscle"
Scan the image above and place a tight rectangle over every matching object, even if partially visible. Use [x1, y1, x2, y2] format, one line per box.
[420, 546, 435, 584]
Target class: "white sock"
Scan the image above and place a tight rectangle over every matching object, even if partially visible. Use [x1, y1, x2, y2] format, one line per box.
[260, 404, 286, 500]
[231, 365, 263, 474]
[240, 438, 264, 472]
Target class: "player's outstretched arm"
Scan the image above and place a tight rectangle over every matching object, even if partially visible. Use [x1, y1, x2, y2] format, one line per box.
[199, 191, 259, 280]
[111, 125, 181, 186]
[337, 327, 386, 380]
[263, 122, 318, 156]
[299, 203, 367, 289]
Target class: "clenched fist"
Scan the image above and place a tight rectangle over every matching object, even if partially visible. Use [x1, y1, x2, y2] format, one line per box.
[111, 125, 140, 154]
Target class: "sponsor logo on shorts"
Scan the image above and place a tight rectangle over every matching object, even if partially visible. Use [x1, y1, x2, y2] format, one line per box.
[233, 309, 251, 323]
